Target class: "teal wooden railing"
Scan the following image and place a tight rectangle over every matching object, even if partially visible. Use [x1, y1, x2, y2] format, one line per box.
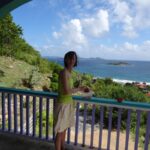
[0, 87, 150, 150]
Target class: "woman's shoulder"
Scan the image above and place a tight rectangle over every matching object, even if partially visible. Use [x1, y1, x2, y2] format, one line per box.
[59, 69, 68, 77]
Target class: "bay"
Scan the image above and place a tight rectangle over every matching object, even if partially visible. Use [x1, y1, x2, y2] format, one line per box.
[46, 57, 150, 84]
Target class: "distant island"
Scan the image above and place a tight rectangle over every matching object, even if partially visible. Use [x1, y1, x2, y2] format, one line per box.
[107, 61, 129, 66]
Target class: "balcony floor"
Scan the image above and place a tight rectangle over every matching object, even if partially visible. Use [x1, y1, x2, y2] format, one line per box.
[0, 132, 54, 150]
[0, 132, 96, 150]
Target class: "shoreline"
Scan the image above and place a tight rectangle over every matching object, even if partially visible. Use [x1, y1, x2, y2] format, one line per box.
[93, 76, 150, 85]
[113, 78, 150, 85]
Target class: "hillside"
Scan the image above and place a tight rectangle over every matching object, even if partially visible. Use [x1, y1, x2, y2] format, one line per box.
[0, 14, 63, 91]
[0, 56, 51, 90]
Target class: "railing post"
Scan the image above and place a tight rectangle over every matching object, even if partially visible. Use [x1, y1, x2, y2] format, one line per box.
[26, 95, 29, 135]
[99, 106, 104, 150]
[116, 108, 122, 150]
[125, 109, 132, 150]
[32, 96, 36, 137]
[2, 92, 6, 131]
[74, 102, 80, 145]
[39, 96, 43, 139]
[53, 98, 56, 141]
[8, 93, 12, 131]
[20, 95, 23, 134]
[90, 104, 96, 148]
[14, 94, 18, 133]
[107, 107, 113, 150]
[82, 103, 87, 147]
[144, 111, 150, 150]
[67, 128, 71, 144]
[46, 97, 49, 140]
[134, 110, 141, 150]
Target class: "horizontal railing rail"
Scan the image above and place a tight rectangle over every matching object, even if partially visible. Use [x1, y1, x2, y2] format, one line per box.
[0, 87, 150, 150]
[1, 87, 150, 110]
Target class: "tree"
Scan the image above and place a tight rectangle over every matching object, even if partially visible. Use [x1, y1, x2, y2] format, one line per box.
[0, 14, 22, 56]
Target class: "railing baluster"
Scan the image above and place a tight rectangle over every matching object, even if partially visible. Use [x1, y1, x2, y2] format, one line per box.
[82, 103, 87, 147]
[99, 106, 104, 150]
[8, 93, 12, 131]
[20, 95, 23, 134]
[107, 107, 113, 150]
[125, 109, 132, 150]
[2, 92, 6, 131]
[53, 98, 56, 141]
[134, 110, 141, 150]
[26, 95, 29, 135]
[32, 96, 36, 137]
[46, 97, 49, 140]
[116, 108, 122, 150]
[67, 128, 71, 144]
[14, 94, 18, 133]
[74, 102, 80, 145]
[144, 111, 150, 150]
[0, 93, 1, 128]
[39, 96, 43, 139]
[90, 104, 95, 148]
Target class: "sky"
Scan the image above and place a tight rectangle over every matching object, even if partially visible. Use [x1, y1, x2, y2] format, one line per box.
[11, 0, 150, 61]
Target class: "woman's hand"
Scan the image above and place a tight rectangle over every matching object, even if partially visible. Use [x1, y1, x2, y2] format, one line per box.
[84, 87, 90, 93]
[78, 86, 90, 93]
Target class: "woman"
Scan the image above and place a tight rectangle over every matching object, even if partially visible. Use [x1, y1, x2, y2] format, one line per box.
[54, 51, 85, 150]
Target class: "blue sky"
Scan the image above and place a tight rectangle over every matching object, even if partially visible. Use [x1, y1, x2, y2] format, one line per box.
[11, 0, 150, 61]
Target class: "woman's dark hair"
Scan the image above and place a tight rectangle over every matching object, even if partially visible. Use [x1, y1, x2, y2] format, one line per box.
[64, 51, 78, 68]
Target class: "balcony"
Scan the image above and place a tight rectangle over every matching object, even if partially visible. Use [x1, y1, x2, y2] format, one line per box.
[0, 87, 150, 150]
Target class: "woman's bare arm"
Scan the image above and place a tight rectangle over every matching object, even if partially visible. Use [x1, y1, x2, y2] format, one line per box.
[60, 70, 70, 95]
[60, 70, 84, 94]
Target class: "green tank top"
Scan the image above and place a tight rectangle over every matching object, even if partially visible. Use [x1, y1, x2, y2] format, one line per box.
[58, 76, 73, 104]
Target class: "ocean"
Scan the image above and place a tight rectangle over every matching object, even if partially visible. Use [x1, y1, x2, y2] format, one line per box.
[46, 57, 150, 84]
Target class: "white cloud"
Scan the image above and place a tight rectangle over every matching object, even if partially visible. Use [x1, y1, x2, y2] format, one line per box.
[46, 0, 150, 40]
[113, 1, 130, 21]
[52, 32, 61, 39]
[98, 41, 150, 60]
[82, 0, 98, 10]
[52, 9, 109, 49]
[34, 44, 68, 57]
[61, 19, 87, 46]
[140, 40, 150, 52]
[37, 40, 150, 61]
[123, 42, 138, 51]
[82, 10, 109, 37]
[30, 0, 150, 61]
[122, 15, 138, 38]
[108, 0, 150, 38]
[108, 0, 138, 38]
[134, 0, 150, 29]
[83, 41, 150, 60]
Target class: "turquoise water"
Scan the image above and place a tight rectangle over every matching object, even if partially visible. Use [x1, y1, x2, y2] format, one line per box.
[47, 57, 150, 83]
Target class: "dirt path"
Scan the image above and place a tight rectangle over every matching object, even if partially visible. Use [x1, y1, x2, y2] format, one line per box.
[69, 128, 142, 150]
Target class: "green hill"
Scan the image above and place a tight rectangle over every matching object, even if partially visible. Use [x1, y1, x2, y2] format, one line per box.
[0, 14, 62, 91]
[0, 56, 51, 90]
